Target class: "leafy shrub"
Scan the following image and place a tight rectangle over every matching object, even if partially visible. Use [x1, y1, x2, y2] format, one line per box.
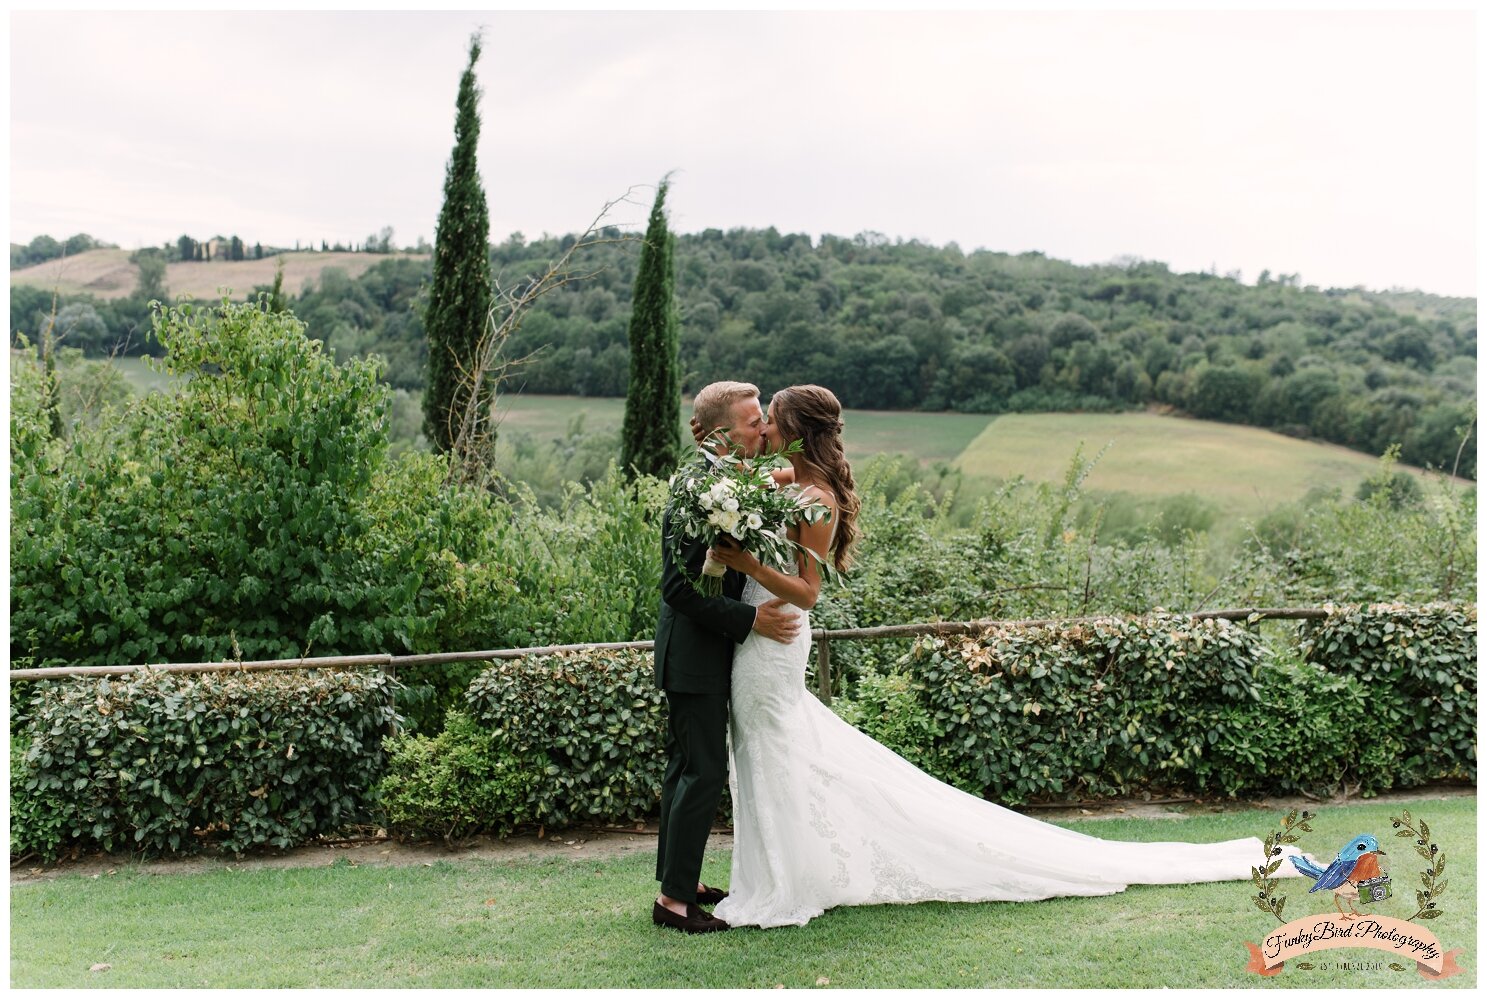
[886, 604, 1473, 804]
[377, 710, 538, 841]
[491, 470, 669, 651]
[1232, 452, 1475, 606]
[1190, 657, 1402, 797]
[830, 667, 976, 792]
[9, 301, 670, 740]
[355, 449, 521, 733]
[1355, 469, 1423, 508]
[9, 299, 407, 668]
[1298, 602, 1476, 784]
[908, 615, 1271, 804]
[386, 466, 668, 733]
[10, 668, 396, 860]
[464, 649, 668, 826]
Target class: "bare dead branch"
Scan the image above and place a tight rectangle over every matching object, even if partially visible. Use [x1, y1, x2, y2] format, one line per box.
[441, 190, 645, 488]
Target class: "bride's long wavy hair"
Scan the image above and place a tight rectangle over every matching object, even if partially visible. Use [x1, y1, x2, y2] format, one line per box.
[768, 384, 859, 573]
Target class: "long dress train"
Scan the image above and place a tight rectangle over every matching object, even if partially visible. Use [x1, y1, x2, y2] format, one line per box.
[712, 566, 1311, 929]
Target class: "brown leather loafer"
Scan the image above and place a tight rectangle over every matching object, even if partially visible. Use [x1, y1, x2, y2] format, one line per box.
[696, 883, 729, 906]
[652, 901, 730, 933]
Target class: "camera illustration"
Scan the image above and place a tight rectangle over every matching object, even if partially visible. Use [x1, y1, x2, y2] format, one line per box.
[1355, 873, 1392, 904]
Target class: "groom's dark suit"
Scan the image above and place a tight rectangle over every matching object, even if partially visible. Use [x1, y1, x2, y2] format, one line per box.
[654, 477, 757, 904]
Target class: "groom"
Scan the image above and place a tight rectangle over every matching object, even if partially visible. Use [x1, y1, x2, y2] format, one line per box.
[652, 380, 800, 934]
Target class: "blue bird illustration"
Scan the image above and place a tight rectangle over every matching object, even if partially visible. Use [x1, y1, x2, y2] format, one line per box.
[1289, 833, 1388, 921]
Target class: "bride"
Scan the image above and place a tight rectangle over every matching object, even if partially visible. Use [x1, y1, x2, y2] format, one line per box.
[703, 384, 1311, 929]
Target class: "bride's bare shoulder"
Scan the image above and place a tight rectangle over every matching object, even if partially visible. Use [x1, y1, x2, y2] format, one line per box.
[798, 482, 838, 510]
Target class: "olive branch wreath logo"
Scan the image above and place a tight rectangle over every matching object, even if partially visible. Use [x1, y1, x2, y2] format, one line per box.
[1250, 806, 1313, 924]
[1249, 806, 1449, 973]
[1392, 809, 1448, 922]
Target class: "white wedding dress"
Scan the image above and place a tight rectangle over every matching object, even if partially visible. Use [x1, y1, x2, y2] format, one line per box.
[713, 557, 1312, 929]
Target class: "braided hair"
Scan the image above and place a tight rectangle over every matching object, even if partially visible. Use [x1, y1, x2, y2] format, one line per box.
[768, 385, 859, 573]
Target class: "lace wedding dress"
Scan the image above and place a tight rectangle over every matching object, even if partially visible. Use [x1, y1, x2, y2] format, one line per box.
[712, 559, 1312, 929]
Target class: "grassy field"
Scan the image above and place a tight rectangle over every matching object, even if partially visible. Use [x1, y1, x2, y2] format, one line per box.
[95, 369, 1462, 519]
[492, 394, 1460, 516]
[11, 248, 425, 301]
[493, 393, 993, 466]
[110, 356, 176, 394]
[10, 795, 1473, 988]
[952, 411, 1456, 523]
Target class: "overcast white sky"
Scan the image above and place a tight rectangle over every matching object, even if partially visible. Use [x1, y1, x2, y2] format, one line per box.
[6, 6, 1479, 296]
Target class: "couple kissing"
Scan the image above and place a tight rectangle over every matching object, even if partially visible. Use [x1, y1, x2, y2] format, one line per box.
[650, 381, 1311, 933]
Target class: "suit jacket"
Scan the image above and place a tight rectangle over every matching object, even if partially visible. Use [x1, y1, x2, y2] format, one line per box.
[654, 479, 757, 694]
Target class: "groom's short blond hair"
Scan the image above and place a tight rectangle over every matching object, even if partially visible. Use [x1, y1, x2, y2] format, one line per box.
[693, 381, 759, 435]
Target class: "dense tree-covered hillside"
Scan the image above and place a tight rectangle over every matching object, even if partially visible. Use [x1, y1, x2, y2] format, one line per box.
[10, 227, 1475, 477]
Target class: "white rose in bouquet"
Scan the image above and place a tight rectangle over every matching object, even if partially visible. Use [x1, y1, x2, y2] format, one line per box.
[709, 509, 742, 533]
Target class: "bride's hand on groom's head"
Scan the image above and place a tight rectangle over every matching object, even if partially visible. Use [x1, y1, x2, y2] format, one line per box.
[690, 417, 727, 453]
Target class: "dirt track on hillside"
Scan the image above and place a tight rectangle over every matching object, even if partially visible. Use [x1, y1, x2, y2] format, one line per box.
[11, 782, 1472, 885]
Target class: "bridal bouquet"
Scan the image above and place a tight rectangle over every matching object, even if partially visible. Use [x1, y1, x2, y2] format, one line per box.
[665, 439, 836, 595]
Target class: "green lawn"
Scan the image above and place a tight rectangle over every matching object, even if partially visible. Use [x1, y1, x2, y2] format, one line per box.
[10, 795, 1473, 988]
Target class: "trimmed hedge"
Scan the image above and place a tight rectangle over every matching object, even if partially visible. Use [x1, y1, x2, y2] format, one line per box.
[1190, 658, 1405, 797]
[830, 667, 978, 793]
[432, 604, 1476, 833]
[908, 614, 1267, 804]
[464, 649, 669, 827]
[10, 668, 397, 860]
[898, 603, 1475, 804]
[1298, 602, 1476, 784]
[11, 604, 1473, 856]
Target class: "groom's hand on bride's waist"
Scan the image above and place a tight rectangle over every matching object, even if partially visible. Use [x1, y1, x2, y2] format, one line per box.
[752, 597, 800, 644]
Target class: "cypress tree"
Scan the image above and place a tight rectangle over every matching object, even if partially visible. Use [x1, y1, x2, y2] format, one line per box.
[41, 315, 62, 439]
[620, 178, 682, 478]
[423, 32, 493, 453]
[267, 258, 287, 315]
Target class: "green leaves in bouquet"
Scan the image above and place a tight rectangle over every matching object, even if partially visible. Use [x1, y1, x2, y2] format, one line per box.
[664, 436, 838, 595]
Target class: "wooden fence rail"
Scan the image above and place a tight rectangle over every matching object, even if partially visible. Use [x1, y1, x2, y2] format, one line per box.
[7, 607, 1331, 704]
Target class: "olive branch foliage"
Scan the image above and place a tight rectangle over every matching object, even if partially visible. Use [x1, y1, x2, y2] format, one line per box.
[1392, 808, 1447, 921]
[1250, 806, 1448, 928]
[1252, 806, 1314, 923]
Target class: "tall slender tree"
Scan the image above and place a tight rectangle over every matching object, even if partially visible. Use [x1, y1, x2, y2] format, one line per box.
[620, 178, 682, 478]
[423, 32, 493, 454]
[41, 299, 62, 440]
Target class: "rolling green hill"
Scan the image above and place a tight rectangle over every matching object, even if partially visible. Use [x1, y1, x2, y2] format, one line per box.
[490, 394, 1463, 523]
[17, 229, 1474, 481]
[951, 410, 1459, 522]
[99, 362, 1465, 521]
[104, 363, 1459, 519]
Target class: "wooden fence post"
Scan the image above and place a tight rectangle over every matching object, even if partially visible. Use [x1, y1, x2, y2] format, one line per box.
[816, 636, 832, 705]
[381, 662, 398, 741]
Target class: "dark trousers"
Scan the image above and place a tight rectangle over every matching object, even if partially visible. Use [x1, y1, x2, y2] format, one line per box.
[655, 689, 729, 902]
